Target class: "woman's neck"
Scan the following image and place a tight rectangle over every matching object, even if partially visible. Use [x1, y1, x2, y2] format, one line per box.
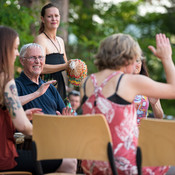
[43, 29, 57, 40]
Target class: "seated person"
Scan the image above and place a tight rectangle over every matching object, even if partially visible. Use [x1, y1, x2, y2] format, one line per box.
[15, 43, 66, 115]
[15, 43, 77, 173]
[68, 90, 81, 115]
[0, 26, 73, 174]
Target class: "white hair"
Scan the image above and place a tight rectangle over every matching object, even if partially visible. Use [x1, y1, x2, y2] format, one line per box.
[19, 43, 44, 58]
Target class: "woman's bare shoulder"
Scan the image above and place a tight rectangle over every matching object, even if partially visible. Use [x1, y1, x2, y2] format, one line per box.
[34, 33, 47, 43]
[56, 36, 64, 44]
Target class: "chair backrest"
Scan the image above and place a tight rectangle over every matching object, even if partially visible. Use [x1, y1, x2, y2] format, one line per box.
[33, 114, 112, 162]
[138, 118, 175, 166]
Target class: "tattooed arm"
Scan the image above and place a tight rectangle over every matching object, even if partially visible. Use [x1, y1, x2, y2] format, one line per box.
[4, 79, 33, 136]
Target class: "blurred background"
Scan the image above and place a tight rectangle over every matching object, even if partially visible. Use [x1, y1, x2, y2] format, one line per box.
[1, 0, 175, 117]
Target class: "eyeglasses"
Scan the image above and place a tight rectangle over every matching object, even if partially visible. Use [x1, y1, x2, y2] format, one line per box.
[24, 56, 45, 62]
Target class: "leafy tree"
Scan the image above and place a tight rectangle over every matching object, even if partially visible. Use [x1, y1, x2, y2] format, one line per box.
[0, 0, 36, 77]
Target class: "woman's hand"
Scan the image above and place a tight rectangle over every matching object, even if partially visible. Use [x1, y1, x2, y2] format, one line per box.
[148, 97, 158, 105]
[148, 33, 172, 62]
[25, 108, 43, 120]
[65, 60, 72, 70]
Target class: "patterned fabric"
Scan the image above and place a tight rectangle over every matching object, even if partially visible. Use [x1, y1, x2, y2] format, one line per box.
[81, 72, 169, 175]
[134, 95, 149, 125]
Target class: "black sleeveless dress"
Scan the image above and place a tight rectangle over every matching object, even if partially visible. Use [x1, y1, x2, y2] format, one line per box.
[43, 53, 66, 100]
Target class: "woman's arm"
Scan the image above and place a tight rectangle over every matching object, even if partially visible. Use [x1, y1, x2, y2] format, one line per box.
[4, 79, 32, 136]
[42, 63, 68, 74]
[121, 34, 175, 101]
[148, 34, 175, 85]
[149, 98, 164, 119]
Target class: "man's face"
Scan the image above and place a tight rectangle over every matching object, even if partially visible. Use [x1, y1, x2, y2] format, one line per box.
[21, 47, 45, 78]
[69, 95, 80, 111]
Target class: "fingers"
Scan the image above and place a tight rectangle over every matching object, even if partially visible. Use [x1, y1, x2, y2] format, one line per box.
[148, 46, 156, 55]
[56, 111, 61, 115]
[28, 108, 42, 113]
[61, 107, 74, 115]
[149, 33, 172, 60]
[45, 80, 57, 85]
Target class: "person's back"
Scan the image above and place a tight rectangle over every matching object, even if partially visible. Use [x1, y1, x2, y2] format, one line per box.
[80, 33, 172, 175]
[81, 71, 138, 174]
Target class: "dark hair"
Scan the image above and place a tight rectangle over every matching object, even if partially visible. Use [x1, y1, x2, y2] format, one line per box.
[94, 33, 141, 71]
[39, 3, 58, 34]
[140, 59, 149, 77]
[0, 26, 18, 105]
[68, 90, 80, 98]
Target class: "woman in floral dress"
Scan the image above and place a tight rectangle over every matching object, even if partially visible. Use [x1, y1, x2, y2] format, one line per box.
[80, 33, 174, 175]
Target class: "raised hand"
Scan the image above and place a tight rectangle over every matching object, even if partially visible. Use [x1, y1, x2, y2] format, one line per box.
[36, 80, 57, 96]
[148, 33, 172, 62]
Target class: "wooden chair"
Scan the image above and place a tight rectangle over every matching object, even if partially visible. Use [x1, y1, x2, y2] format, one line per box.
[0, 172, 32, 175]
[32, 114, 118, 175]
[137, 118, 175, 175]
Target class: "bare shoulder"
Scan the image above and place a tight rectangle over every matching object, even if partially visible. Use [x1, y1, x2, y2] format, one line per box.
[34, 33, 47, 44]
[34, 33, 48, 50]
[56, 36, 64, 45]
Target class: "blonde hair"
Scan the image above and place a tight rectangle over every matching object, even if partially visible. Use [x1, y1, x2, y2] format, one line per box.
[95, 33, 142, 71]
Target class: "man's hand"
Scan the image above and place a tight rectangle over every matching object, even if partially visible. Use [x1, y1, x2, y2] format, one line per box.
[36, 80, 57, 97]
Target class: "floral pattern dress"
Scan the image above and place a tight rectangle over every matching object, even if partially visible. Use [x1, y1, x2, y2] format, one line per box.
[81, 72, 169, 175]
[134, 95, 149, 125]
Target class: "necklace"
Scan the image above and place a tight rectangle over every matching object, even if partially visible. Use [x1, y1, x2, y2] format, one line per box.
[43, 32, 61, 53]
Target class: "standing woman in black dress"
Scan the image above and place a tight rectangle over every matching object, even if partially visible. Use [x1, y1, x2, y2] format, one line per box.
[34, 3, 69, 100]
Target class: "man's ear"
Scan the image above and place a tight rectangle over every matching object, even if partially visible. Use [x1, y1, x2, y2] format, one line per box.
[19, 57, 25, 66]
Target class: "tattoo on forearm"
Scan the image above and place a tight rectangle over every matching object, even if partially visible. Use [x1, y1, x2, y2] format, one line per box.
[4, 84, 22, 118]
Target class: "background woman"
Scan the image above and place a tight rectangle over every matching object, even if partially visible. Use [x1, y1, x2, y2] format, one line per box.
[134, 57, 164, 125]
[80, 33, 174, 174]
[34, 3, 69, 100]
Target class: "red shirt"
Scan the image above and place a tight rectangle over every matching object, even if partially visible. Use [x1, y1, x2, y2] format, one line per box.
[0, 108, 18, 170]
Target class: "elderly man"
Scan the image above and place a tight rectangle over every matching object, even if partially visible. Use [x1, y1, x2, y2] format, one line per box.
[15, 43, 69, 115]
[15, 43, 77, 174]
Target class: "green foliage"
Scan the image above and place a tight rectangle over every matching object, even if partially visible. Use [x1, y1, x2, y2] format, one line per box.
[68, 0, 175, 116]
[1, 0, 175, 115]
[0, 0, 36, 77]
